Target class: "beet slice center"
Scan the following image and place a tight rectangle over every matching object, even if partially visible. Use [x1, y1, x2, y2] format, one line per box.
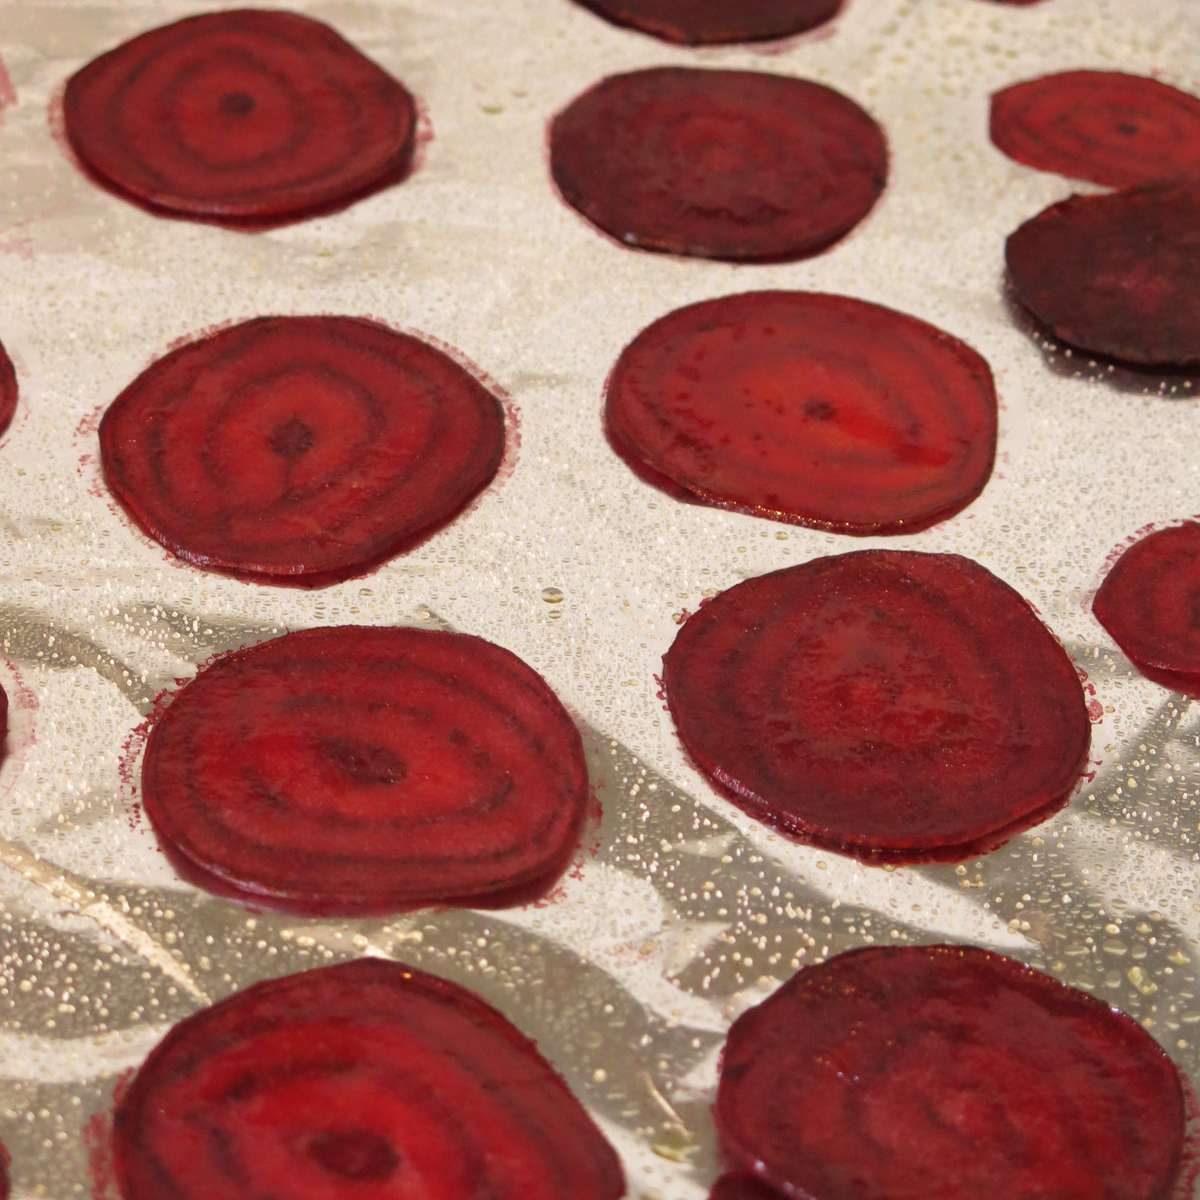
[606, 291, 997, 534]
[0, 339, 16, 438]
[99, 315, 505, 585]
[114, 958, 626, 1200]
[550, 67, 887, 262]
[662, 551, 1089, 863]
[570, 0, 840, 45]
[140, 625, 589, 915]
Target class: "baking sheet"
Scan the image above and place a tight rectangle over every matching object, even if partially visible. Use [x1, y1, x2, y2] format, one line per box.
[1, 0, 1199, 1195]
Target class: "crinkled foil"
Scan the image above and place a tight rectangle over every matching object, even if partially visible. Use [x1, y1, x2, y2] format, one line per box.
[1, 0, 1199, 1196]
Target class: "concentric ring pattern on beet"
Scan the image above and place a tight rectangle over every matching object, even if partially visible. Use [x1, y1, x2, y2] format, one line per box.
[0, 339, 16, 438]
[141, 626, 589, 915]
[715, 945, 1185, 1200]
[550, 67, 887, 261]
[114, 958, 626, 1200]
[663, 552, 1090, 863]
[63, 9, 416, 222]
[570, 0, 840, 44]
[99, 316, 505, 585]
[606, 291, 997, 535]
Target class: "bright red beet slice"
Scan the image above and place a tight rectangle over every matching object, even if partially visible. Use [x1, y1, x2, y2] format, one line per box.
[715, 945, 1186, 1199]
[606, 292, 997, 535]
[1093, 522, 1200, 697]
[550, 67, 887, 262]
[141, 626, 588, 915]
[99, 316, 505, 585]
[570, 0, 840, 44]
[663, 552, 1090, 863]
[991, 70, 1200, 188]
[1006, 182, 1200, 366]
[0, 338, 16, 437]
[114, 958, 625, 1200]
[64, 9, 416, 222]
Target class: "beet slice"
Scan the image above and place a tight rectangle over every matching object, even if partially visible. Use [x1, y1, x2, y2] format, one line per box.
[0, 681, 8, 755]
[114, 958, 625, 1200]
[716, 945, 1186, 1200]
[662, 552, 1089, 863]
[570, 0, 840, 44]
[550, 67, 887, 262]
[991, 70, 1200, 188]
[606, 292, 997, 535]
[141, 626, 588, 915]
[1006, 182, 1200, 366]
[63, 9, 416, 222]
[710, 1175, 780, 1200]
[99, 316, 505, 585]
[0, 338, 16, 437]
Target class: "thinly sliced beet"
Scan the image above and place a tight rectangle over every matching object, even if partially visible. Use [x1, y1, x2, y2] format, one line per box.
[141, 626, 588, 915]
[99, 316, 505, 585]
[606, 292, 997, 535]
[1006, 182, 1200, 366]
[710, 1175, 780, 1200]
[64, 9, 415, 222]
[1093, 522, 1200, 697]
[114, 958, 625, 1200]
[570, 0, 840, 44]
[0, 681, 8, 755]
[715, 945, 1185, 1199]
[662, 552, 1089, 863]
[992, 70, 1200, 188]
[0, 338, 16, 437]
[550, 67, 887, 262]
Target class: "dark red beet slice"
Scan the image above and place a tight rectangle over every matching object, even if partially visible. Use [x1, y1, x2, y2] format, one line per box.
[992, 70, 1200, 188]
[550, 67, 887, 262]
[0, 338, 16, 437]
[141, 626, 588, 915]
[99, 316, 504, 585]
[1093, 522, 1200, 697]
[715, 945, 1185, 1199]
[663, 552, 1090, 863]
[114, 958, 625, 1200]
[1006, 182, 1200, 366]
[710, 1175, 780, 1200]
[0, 681, 8, 755]
[570, 0, 840, 44]
[63, 9, 415, 222]
[606, 292, 997, 535]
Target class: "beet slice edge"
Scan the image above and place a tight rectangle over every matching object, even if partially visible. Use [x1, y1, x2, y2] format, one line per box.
[569, 0, 841, 45]
[0, 340, 16, 437]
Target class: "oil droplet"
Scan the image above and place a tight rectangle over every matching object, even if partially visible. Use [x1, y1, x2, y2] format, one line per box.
[541, 587, 564, 604]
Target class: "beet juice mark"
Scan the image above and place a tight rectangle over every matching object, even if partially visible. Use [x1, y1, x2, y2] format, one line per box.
[0, 55, 15, 124]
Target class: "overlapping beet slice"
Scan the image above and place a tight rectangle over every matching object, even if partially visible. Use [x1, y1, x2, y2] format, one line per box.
[663, 552, 1089, 863]
[0, 338, 16, 437]
[570, 0, 840, 44]
[550, 67, 887, 261]
[99, 316, 505, 585]
[992, 70, 1200, 188]
[141, 626, 588, 915]
[606, 292, 997, 535]
[715, 945, 1185, 1199]
[1006, 182, 1200, 366]
[114, 958, 625, 1200]
[63, 9, 416, 222]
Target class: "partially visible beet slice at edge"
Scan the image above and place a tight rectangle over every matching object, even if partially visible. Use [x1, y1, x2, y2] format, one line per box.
[569, 0, 841, 45]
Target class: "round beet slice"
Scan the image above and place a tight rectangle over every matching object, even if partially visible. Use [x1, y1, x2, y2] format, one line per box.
[114, 958, 625, 1200]
[1006, 182, 1200, 366]
[550, 67, 887, 262]
[606, 292, 997, 535]
[662, 552, 1090, 863]
[0, 338, 16, 437]
[141, 626, 588, 915]
[63, 9, 416, 221]
[570, 0, 840, 44]
[99, 316, 505, 585]
[992, 70, 1200, 188]
[715, 945, 1186, 1199]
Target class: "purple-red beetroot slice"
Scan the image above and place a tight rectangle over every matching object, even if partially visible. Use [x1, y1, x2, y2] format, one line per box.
[115, 958, 625, 1200]
[570, 0, 840, 44]
[100, 316, 504, 585]
[141, 626, 588, 915]
[1093, 522, 1200, 697]
[716, 945, 1186, 1200]
[710, 1176, 779, 1200]
[550, 67, 887, 261]
[606, 292, 997, 535]
[0, 339, 16, 437]
[663, 552, 1089, 863]
[992, 70, 1200, 188]
[64, 9, 415, 221]
[1006, 182, 1200, 366]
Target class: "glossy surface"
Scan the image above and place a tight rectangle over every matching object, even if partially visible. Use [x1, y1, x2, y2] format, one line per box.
[606, 292, 996, 534]
[0, 339, 15, 437]
[114, 958, 626, 1200]
[570, 0, 840, 44]
[141, 626, 589, 914]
